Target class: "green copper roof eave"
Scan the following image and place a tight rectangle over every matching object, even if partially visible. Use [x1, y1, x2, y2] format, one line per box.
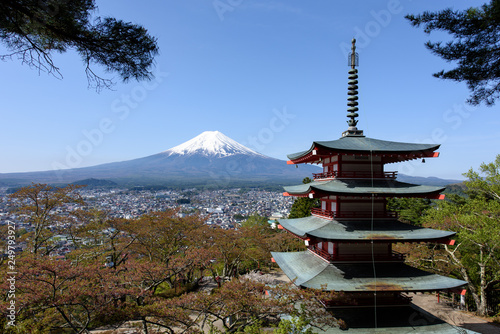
[278, 216, 456, 241]
[287, 136, 440, 160]
[271, 251, 467, 292]
[288, 308, 480, 333]
[283, 179, 445, 196]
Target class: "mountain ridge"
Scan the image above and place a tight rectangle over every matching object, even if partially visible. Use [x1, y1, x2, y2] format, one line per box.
[163, 131, 264, 157]
[0, 131, 318, 187]
[0, 131, 462, 188]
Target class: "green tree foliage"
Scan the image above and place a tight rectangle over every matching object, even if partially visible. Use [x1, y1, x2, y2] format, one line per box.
[406, 0, 500, 105]
[0, 0, 159, 90]
[239, 214, 305, 272]
[241, 214, 269, 229]
[273, 315, 314, 334]
[288, 177, 320, 219]
[240, 215, 272, 271]
[465, 154, 500, 201]
[386, 197, 432, 226]
[413, 154, 500, 316]
[176, 198, 191, 204]
[233, 214, 248, 221]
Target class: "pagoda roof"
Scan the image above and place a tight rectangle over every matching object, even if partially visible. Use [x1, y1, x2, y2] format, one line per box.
[278, 216, 455, 242]
[284, 179, 444, 198]
[297, 306, 479, 333]
[288, 136, 440, 160]
[271, 251, 466, 292]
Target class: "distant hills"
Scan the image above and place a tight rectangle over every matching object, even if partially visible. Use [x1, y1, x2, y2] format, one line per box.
[71, 178, 118, 188]
[396, 174, 463, 187]
[0, 131, 463, 189]
[0, 131, 319, 188]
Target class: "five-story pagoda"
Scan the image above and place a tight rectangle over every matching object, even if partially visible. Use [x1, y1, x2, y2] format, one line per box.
[271, 39, 467, 314]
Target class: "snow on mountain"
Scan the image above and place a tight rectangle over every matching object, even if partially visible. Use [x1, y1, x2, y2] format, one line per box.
[0, 129, 459, 187]
[0, 130, 319, 187]
[164, 131, 264, 157]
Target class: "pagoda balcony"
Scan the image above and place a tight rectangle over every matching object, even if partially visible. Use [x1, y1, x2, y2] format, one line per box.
[311, 208, 397, 220]
[310, 208, 336, 219]
[309, 246, 406, 263]
[336, 211, 398, 219]
[312, 171, 397, 180]
[320, 293, 412, 308]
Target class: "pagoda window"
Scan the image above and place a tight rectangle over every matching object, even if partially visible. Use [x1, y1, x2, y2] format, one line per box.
[338, 243, 389, 256]
[322, 241, 329, 253]
[341, 163, 383, 173]
[340, 201, 384, 210]
[328, 242, 334, 255]
[342, 155, 382, 162]
[339, 201, 385, 214]
[322, 199, 335, 210]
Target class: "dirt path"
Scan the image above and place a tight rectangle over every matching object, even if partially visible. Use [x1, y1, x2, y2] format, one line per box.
[410, 293, 500, 334]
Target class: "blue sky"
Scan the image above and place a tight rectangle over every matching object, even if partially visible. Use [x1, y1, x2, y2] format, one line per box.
[1, 0, 498, 180]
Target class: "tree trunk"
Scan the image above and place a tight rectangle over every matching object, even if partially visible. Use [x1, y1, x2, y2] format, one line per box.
[445, 244, 482, 312]
[478, 247, 488, 316]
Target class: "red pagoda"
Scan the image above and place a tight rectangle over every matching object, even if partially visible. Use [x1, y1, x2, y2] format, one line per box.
[271, 39, 468, 331]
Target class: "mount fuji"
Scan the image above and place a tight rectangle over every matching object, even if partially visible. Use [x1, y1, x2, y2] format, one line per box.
[164, 131, 265, 158]
[0, 131, 319, 188]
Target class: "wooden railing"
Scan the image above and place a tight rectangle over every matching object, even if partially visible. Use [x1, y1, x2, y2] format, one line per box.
[311, 208, 397, 220]
[321, 293, 412, 308]
[335, 211, 398, 219]
[312, 171, 397, 180]
[310, 208, 335, 219]
[309, 247, 406, 263]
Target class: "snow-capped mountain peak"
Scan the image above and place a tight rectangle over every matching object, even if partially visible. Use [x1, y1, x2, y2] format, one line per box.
[164, 131, 263, 157]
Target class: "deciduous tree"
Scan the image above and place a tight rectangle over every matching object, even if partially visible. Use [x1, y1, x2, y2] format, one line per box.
[240, 215, 305, 272]
[0, 254, 138, 333]
[142, 279, 339, 333]
[125, 210, 211, 290]
[414, 155, 500, 316]
[8, 183, 84, 256]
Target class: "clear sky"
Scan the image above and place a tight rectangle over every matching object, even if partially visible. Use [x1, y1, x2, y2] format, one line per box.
[1, 0, 497, 180]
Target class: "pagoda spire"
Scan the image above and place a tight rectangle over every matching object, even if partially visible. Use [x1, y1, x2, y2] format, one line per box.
[342, 38, 364, 137]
